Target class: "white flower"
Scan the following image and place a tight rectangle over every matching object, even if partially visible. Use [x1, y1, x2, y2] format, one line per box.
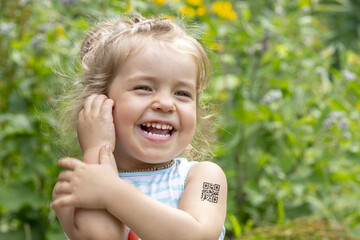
[341, 70, 357, 81]
[323, 111, 349, 132]
[261, 89, 283, 104]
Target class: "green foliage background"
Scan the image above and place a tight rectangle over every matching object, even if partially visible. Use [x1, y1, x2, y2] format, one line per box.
[1, 0, 359, 239]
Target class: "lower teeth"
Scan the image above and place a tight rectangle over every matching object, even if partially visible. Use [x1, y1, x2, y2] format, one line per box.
[143, 130, 170, 138]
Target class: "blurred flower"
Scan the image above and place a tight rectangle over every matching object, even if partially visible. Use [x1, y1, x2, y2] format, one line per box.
[196, 6, 207, 16]
[38, 22, 56, 32]
[211, 1, 237, 20]
[338, 118, 349, 131]
[31, 34, 45, 51]
[322, 111, 349, 131]
[341, 70, 357, 81]
[328, 111, 345, 119]
[261, 89, 282, 104]
[323, 118, 333, 129]
[152, 0, 167, 5]
[179, 5, 196, 17]
[343, 131, 351, 139]
[162, 15, 175, 20]
[210, 42, 225, 51]
[275, 44, 289, 58]
[185, 0, 203, 6]
[0, 22, 16, 37]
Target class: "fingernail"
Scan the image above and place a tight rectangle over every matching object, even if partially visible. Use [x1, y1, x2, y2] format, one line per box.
[105, 144, 110, 151]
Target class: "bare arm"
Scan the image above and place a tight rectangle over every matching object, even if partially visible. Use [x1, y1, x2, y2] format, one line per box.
[53, 94, 126, 240]
[53, 149, 126, 240]
[52, 149, 227, 240]
[106, 161, 227, 240]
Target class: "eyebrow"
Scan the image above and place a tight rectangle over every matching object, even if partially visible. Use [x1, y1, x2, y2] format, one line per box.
[125, 74, 157, 83]
[125, 74, 196, 90]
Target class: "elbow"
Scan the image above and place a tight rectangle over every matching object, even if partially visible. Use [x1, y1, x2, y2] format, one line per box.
[74, 209, 126, 240]
[181, 225, 222, 240]
[76, 226, 125, 240]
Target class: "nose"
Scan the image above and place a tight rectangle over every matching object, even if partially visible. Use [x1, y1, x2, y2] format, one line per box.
[151, 92, 176, 113]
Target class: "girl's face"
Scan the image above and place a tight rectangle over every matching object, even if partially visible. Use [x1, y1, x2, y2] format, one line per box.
[108, 43, 197, 171]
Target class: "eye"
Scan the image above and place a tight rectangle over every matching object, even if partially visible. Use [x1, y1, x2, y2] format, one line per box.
[175, 91, 192, 98]
[134, 86, 152, 91]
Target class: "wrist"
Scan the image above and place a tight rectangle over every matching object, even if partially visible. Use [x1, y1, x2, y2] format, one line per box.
[83, 147, 102, 164]
[104, 177, 124, 211]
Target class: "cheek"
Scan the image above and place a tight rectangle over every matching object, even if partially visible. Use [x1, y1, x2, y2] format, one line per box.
[112, 102, 133, 130]
[184, 106, 197, 135]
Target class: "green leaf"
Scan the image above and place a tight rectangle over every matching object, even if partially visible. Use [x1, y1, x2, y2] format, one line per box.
[0, 183, 45, 212]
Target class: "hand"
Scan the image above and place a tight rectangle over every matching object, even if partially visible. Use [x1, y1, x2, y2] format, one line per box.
[51, 145, 119, 210]
[77, 94, 116, 154]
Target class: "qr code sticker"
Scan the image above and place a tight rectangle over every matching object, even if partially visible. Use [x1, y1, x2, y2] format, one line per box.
[201, 182, 220, 203]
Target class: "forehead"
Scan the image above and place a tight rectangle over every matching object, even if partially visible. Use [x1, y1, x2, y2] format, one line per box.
[115, 37, 201, 83]
[117, 43, 197, 87]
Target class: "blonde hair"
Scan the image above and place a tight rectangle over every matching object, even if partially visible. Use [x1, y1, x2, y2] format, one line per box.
[59, 14, 215, 160]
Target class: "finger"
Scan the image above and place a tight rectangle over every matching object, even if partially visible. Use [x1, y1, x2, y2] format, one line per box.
[99, 144, 118, 171]
[99, 98, 114, 117]
[58, 157, 83, 170]
[91, 94, 107, 115]
[54, 181, 72, 194]
[110, 150, 118, 171]
[50, 195, 74, 209]
[77, 108, 84, 121]
[58, 170, 72, 181]
[99, 144, 111, 165]
[83, 94, 97, 114]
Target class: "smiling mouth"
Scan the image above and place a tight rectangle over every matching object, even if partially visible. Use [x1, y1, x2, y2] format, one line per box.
[139, 122, 175, 138]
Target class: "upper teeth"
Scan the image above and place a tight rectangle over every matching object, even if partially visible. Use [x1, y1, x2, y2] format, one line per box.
[142, 123, 173, 130]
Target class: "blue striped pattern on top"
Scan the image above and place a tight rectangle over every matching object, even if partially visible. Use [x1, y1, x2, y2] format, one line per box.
[119, 158, 225, 240]
[119, 158, 197, 208]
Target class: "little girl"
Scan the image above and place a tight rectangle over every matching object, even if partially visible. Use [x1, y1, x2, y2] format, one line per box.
[51, 14, 227, 240]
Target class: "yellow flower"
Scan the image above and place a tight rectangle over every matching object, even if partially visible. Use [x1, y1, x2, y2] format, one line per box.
[185, 0, 203, 7]
[275, 44, 289, 58]
[196, 6, 207, 16]
[347, 52, 359, 64]
[211, 1, 237, 20]
[179, 5, 196, 17]
[162, 14, 175, 20]
[210, 42, 225, 51]
[152, 0, 167, 5]
[56, 25, 64, 37]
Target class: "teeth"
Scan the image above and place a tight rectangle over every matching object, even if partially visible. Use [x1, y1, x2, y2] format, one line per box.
[141, 129, 171, 138]
[141, 122, 174, 131]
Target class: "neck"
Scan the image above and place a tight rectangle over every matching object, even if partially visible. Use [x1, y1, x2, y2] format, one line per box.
[118, 160, 175, 173]
[113, 149, 174, 172]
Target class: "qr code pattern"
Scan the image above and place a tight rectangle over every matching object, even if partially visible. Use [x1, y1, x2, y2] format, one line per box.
[201, 182, 220, 203]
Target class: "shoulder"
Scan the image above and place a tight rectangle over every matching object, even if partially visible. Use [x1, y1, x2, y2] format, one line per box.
[186, 161, 227, 187]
